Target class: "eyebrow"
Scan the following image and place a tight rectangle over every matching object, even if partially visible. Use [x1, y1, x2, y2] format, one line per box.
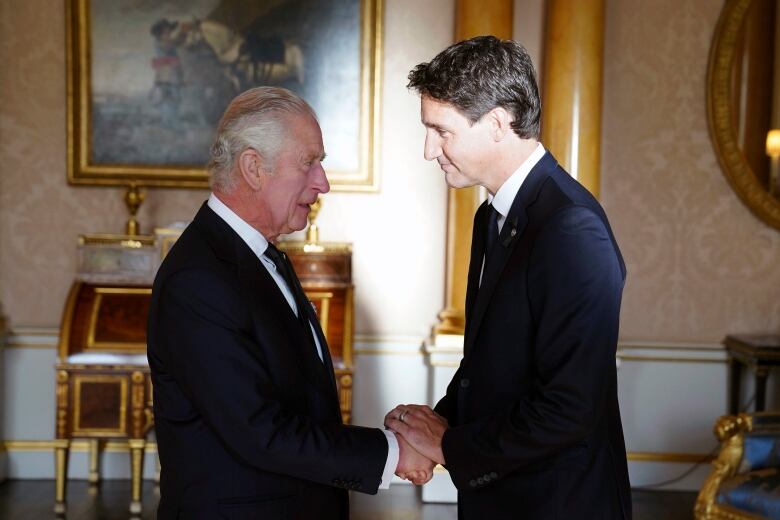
[422, 121, 447, 132]
[303, 151, 327, 162]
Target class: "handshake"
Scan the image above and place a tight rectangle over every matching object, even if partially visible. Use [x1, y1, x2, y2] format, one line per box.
[384, 404, 449, 485]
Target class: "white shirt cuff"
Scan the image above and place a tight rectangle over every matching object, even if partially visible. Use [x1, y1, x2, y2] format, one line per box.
[379, 430, 399, 489]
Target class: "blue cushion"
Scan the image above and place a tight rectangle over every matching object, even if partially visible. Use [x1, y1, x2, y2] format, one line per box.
[740, 434, 780, 472]
[717, 467, 780, 519]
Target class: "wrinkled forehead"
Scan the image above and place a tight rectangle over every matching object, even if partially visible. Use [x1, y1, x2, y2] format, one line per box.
[282, 112, 326, 159]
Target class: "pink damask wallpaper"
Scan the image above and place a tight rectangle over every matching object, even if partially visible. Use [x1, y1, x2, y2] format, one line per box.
[0, 0, 778, 340]
[600, 0, 780, 340]
[0, 0, 207, 327]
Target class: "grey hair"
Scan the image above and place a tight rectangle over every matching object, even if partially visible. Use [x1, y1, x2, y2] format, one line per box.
[208, 86, 317, 192]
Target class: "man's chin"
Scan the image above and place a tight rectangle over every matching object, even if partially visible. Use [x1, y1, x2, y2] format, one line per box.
[444, 173, 469, 190]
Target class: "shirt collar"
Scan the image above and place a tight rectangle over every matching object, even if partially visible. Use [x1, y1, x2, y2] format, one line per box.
[207, 193, 270, 259]
[488, 143, 546, 218]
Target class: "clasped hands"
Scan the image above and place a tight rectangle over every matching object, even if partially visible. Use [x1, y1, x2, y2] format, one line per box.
[384, 404, 448, 485]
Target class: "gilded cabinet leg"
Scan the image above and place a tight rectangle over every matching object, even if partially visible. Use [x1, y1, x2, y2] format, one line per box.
[54, 439, 70, 516]
[129, 439, 145, 516]
[88, 439, 101, 485]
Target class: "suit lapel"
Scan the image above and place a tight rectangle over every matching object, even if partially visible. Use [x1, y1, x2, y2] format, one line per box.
[464, 153, 558, 355]
[306, 308, 342, 421]
[195, 204, 336, 394]
[464, 202, 488, 325]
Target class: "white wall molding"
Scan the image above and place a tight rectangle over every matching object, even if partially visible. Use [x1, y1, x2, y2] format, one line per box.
[3, 328, 741, 491]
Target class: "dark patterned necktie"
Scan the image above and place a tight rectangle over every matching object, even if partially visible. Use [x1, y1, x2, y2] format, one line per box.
[485, 204, 500, 261]
[264, 243, 320, 356]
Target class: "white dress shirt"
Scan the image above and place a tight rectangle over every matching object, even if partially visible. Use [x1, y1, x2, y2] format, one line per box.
[480, 143, 546, 286]
[207, 194, 398, 488]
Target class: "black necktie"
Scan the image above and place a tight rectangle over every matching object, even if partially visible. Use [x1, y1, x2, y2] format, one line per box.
[264, 243, 319, 355]
[485, 204, 500, 261]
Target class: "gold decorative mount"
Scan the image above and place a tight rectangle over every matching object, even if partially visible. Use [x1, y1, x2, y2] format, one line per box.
[124, 184, 145, 236]
[279, 197, 352, 254]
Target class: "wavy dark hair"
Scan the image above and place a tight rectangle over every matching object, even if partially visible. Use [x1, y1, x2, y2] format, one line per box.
[407, 35, 540, 139]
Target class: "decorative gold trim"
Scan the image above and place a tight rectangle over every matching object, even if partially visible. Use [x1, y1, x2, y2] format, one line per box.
[617, 354, 727, 364]
[306, 292, 332, 339]
[57, 282, 82, 360]
[85, 287, 151, 351]
[6, 342, 57, 349]
[429, 360, 461, 368]
[65, 0, 382, 192]
[7, 327, 59, 336]
[78, 234, 155, 247]
[73, 375, 128, 435]
[707, 0, 780, 230]
[695, 414, 751, 519]
[620, 344, 724, 352]
[354, 334, 425, 345]
[3, 440, 157, 452]
[278, 241, 353, 254]
[344, 287, 354, 367]
[353, 348, 424, 356]
[628, 451, 715, 463]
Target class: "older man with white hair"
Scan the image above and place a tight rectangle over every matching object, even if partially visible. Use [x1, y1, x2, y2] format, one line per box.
[147, 86, 433, 520]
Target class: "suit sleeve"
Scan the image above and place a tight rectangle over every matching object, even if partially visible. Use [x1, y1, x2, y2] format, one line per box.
[150, 268, 389, 494]
[440, 205, 625, 490]
[434, 363, 462, 425]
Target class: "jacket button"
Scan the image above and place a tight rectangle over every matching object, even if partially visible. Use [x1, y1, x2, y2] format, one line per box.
[477, 477, 484, 485]
[469, 479, 477, 488]
[483, 474, 491, 482]
[460, 378, 470, 388]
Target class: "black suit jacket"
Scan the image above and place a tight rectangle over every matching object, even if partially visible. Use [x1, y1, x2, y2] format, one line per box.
[147, 203, 387, 520]
[435, 152, 632, 519]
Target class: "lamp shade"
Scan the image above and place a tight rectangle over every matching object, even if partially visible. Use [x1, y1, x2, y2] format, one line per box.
[767, 129, 780, 156]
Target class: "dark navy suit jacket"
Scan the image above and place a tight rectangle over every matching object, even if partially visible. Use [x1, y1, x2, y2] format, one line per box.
[147, 204, 387, 519]
[435, 152, 632, 519]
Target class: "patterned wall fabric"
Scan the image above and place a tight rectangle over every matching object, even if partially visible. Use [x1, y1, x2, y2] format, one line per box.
[0, 0, 778, 340]
[600, 0, 780, 341]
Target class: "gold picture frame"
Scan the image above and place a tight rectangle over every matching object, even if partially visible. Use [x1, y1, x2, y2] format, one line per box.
[707, 0, 780, 230]
[66, 0, 383, 191]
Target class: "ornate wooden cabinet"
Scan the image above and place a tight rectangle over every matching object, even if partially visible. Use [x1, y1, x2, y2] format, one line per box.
[54, 238, 355, 516]
[54, 281, 153, 517]
[278, 240, 355, 424]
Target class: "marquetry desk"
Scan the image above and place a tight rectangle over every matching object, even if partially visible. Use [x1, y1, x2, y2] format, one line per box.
[54, 242, 355, 516]
[279, 240, 355, 424]
[54, 281, 153, 517]
[725, 334, 780, 414]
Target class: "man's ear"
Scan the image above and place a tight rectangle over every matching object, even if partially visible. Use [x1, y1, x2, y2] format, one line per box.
[238, 148, 266, 190]
[487, 107, 513, 142]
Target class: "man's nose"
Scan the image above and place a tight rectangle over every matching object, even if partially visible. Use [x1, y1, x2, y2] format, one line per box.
[312, 163, 330, 194]
[423, 132, 441, 162]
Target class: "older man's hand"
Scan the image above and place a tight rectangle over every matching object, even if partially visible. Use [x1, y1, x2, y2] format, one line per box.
[395, 433, 435, 485]
[385, 404, 448, 466]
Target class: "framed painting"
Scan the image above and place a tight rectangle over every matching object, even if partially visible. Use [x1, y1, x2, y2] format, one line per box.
[66, 0, 382, 191]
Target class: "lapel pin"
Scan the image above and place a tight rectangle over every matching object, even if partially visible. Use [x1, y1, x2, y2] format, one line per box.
[502, 218, 519, 246]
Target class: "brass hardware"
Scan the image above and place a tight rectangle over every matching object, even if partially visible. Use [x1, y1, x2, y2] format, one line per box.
[306, 198, 322, 244]
[124, 183, 145, 236]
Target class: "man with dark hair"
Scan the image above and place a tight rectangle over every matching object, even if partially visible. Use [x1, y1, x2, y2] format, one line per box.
[148, 86, 433, 519]
[386, 36, 632, 519]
